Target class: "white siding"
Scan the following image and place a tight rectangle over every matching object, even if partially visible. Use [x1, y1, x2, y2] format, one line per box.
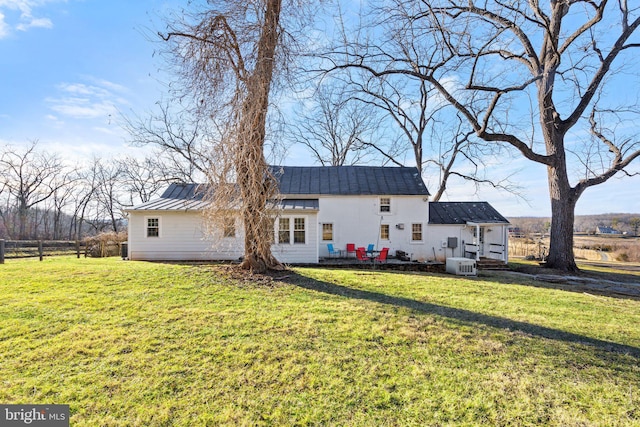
[426, 225, 470, 261]
[271, 212, 318, 264]
[316, 195, 430, 260]
[426, 224, 508, 262]
[127, 210, 243, 261]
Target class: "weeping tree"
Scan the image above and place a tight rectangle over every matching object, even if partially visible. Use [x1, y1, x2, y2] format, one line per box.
[161, 0, 312, 272]
[325, 0, 640, 271]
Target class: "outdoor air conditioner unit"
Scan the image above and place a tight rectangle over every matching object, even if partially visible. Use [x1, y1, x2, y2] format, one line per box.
[446, 257, 477, 276]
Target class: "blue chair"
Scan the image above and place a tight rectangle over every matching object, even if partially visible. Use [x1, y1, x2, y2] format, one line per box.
[367, 244, 375, 254]
[327, 243, 339, 258]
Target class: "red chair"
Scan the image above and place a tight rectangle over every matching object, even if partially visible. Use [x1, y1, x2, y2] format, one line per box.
[346, 243, 356, 258]
[375, 247, 389, 264]
[356, 248, 370, 262]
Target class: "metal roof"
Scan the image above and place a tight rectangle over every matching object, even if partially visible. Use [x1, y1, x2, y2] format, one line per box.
[270, 165, 430, 196]
[128, 166, 429, 212]
[429, 202, 509, 225]
[279, 199, 319, 210]
[127, 184, 209, 211]
[127, 184, 320, 212]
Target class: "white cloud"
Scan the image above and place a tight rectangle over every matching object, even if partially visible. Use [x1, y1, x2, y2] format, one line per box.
[46, 78, 130, 120]
[0, 12, 10, 38]
[0, 0, 61, 37]
[16, 15, 52, 31]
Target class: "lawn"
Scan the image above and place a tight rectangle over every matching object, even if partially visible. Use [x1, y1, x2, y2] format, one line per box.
[1, 257, 639, 426]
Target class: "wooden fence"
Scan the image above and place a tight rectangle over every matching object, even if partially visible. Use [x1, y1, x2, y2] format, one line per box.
[0, 240, 89, 263]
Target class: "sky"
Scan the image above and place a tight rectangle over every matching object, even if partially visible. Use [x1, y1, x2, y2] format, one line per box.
[1, 0, 639, 218]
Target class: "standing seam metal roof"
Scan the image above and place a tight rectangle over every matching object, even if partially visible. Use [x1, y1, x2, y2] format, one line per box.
[428, 202, 509, 225]
[128, 166, 430, 211]
[269, 165, 429, 195]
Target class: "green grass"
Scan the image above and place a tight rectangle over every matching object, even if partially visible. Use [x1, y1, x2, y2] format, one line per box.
[1, 257, 639, 426]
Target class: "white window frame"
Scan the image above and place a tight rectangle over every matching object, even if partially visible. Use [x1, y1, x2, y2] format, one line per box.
[293, 217, 306, 244]
[276, 215, 308, 245]
[380, 197, 391, 213]
[411, 223, 423, 242]
[321, 223, 334, 242]
[277, 217, 291, 245]
[222, 216, 236, 238]
[380, 224, 390, 240]
[145, 216, 161, 238]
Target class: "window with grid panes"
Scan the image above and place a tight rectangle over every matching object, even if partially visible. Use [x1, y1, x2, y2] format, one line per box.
[278, 218, 290, 244]
[294, 218, 305, 243]
[380, 197, 391, 212]
[322, 223, 333, 241]
[380, 224, 389, 240]
[411, 223, 423, 241]
[147, 218, 159, 237]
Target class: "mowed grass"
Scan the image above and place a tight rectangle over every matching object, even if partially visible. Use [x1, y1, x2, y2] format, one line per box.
[1, 257, 639, 426]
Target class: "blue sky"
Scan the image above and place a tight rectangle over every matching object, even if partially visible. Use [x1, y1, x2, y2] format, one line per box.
[0, 0, 638, 217]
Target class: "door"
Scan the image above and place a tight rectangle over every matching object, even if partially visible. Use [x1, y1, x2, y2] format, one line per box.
[473, 226, 486, 256]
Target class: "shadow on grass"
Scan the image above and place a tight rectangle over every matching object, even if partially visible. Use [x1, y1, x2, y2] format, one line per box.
[284, 270, 640, 359]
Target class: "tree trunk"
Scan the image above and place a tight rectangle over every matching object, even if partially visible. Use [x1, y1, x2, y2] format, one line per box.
[18, 201, 28, 240]
[544, 152, 579, 272]
[236, 0, 283, 273]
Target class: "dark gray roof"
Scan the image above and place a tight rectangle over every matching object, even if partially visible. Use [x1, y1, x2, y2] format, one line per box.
[270, 166, 429, 196]
[127, 184, 209, 211]
[127, 184, 320, 212]
[128, 166, 429, 211]
[429, 202, 509, 225]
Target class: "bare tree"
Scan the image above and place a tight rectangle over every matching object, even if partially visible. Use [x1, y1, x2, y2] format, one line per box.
[117, 156, 167, 206]
[160, 0, 311, 272]
[49, 169, 78, 240]
[124, 103, 212, 183]
[0, 141, 67, 239]
[346, 75, 519, 200]
[289, 83, 387, 166]
[68, 165, 101, 241]
[326, 0, 640, 271]
[92, 158, 125, 233]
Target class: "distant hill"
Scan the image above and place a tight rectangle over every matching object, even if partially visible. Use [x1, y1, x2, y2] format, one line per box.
[508, 213, 640, 236]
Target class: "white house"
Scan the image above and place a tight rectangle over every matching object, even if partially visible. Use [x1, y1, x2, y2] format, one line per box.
[125, 166, 509, 264]
[428, 202, 510, 262]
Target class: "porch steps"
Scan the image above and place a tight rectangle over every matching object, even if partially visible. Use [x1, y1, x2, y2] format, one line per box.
[476, 257, 509, 271]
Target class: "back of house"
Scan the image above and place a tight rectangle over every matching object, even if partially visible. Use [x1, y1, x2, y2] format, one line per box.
[124, 165, 509, 264]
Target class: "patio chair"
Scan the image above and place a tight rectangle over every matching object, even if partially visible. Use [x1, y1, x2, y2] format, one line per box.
[355, 248, 371, 262]
[346, 243, 356, 258]
[374, 247, 389, 264]
[327, 243, 339, 258]
[367, 244, 375, 253]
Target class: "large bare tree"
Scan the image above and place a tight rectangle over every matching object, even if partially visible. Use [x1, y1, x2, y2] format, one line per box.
[326, 0, 640, 271]
[346, 75, 519, 200]
[0, 141, 67, 239]
[161, 0, 306, 271]
[289, 83, 388, 165]
[124, 102, 213, 183]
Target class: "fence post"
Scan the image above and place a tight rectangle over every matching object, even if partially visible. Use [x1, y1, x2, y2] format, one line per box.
[0, 239, 4, 264]
[76, 240, 80, 259]
[38, 240, 43, 261]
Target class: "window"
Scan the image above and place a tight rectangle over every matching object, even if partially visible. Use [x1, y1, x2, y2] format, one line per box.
[380, 197, 391, 213]
[278, 218, 290, 244]
[380, 224, 390, 240]
[411, 223, 423, 241]
[294, 218, 305, 244]
[146, 217, 159, 237]
[322, 223, 333, 241]
[223, 217, 235, 238]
